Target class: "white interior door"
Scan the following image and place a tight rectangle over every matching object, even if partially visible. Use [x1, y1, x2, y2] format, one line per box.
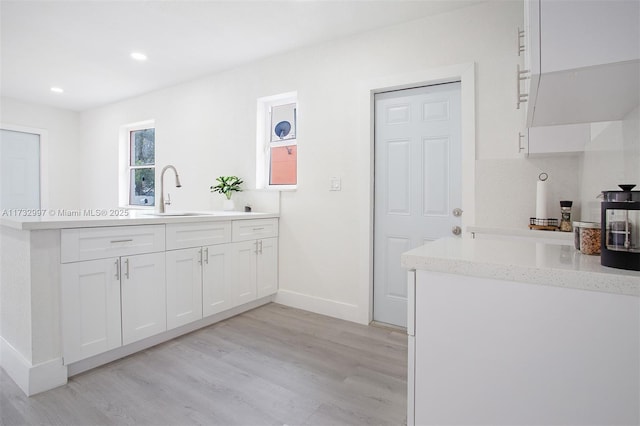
[0, 129, 41, 209]
[373, 82, 462, 327]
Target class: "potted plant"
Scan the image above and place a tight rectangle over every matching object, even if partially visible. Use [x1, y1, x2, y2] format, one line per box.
[210, 176, 244, 211]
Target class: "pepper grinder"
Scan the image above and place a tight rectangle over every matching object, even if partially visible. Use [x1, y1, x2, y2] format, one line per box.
[560, 200, 573, 232]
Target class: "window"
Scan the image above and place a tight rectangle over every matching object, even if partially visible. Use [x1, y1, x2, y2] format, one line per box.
[257, 92, 297, 189]
[119, 121, 155, 207]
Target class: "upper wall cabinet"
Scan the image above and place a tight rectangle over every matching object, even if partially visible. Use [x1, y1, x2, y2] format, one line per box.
[523, 0, 640, 127]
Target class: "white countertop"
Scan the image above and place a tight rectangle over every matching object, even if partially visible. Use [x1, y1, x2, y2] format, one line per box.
[466, 226, 574, 242]
[0, 209, 279, 230]
[402, 238, 640, 297]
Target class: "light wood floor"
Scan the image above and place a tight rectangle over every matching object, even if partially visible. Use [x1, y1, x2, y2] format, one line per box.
[1, 303, 408, 426]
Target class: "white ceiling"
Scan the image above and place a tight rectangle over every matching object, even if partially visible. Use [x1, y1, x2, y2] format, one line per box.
[1, 1, 483, 112]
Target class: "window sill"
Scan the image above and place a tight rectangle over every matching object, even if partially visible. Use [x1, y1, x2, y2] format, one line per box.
[258, 185, 297, 192]
[121, 205, 156, 211]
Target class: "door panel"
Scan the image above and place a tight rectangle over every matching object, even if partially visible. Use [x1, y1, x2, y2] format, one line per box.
[257, 238, 278, 298]
[61, 258, 121, 364]
[121, 252, 166, 345]
[0, 129, 40, 209]
[203, 244, 232, 317]
[386, 139, 412, 215]
[166, 248, 203, 330]
[374, 83, 462, 327]
[423, 137, 450, 216]
[231, 241, 257, 305]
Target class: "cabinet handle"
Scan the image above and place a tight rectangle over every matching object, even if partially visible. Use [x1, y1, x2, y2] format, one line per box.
[124, 258, 130, 279]
[516, 64, 530, 109]
[254, 241, 259, 255]
[110, 239, 133, 244]
[115, 259, 120, 280]
[518, 132, 526, 153]
[259, 240, 263, 255]
[198, 248, 203, 265]
[252, 227, 264, 231]
[204, 247, 209, 264]
[517, 27, 525, 56]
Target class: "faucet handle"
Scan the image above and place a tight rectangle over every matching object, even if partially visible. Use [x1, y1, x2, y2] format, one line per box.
[165, 193, 171, 206]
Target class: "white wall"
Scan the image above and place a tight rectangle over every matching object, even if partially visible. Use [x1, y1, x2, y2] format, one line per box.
[75, 1, 557, 323]
[476, 156, 582, 228]
[76, 1, 531, 323]
[0, 97, 81, 210]
[580, 107, 640, 222]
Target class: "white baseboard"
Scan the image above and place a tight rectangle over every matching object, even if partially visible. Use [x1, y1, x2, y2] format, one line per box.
[275, 289, 366, 324]
[0, 336, 67, 396]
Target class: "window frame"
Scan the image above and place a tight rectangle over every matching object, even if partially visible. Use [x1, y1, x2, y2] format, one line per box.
[256, 92, 298, 190]
[119, 120, 156, 209]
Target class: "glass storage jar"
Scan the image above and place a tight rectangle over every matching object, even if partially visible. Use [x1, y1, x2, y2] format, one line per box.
[579, 223, 601, 255]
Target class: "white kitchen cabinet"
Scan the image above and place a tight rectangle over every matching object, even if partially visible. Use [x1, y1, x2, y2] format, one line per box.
[61, 258, 122, 364]
[61, 251, 166, 362]
[231, 241, 258, 305]
[231, 218, 278, 242]
[166, 243, 233, 328]
[119, 252, 166, 345]
[523, 0, 639, 126]
[231, 218, 279, 303]
[407, 269, 639, 425]
[202, 243, 233, 317]
[166, 221, 233, 327]
[256, 238, 278, 298]
[166, 221, 231, 250]
[526, 122, 590, 154]
[231, 237, 278, 305]
[61, 224, 165, 263]
[166, 247, 203, 329]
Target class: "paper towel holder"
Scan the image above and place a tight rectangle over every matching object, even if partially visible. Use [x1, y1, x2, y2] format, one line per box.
[529, 172, 559, 231]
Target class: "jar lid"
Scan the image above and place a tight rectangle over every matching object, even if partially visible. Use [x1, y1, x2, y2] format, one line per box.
[573, 221, 600, 228]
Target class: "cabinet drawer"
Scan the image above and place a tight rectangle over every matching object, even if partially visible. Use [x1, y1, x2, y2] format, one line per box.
[166, 221, 231, 250]
[232, 219, 278, 242]
[61, 225, 165, 263]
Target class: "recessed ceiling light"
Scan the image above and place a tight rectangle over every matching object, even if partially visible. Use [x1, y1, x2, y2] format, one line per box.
[50, 87, 64, 93]
[130, 52, 147, 61]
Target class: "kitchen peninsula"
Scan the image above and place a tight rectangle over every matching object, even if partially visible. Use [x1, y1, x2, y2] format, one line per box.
[0, 211, 279, 396]
[402, 238, 640, 426]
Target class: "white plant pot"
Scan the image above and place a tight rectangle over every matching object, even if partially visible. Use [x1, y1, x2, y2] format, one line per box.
[222, 199, 235, 211]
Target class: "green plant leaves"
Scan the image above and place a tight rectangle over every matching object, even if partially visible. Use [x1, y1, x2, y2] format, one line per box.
[210, 176, 244, 200]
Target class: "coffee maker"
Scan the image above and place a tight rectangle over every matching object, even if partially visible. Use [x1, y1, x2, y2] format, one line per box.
[601, 185, 640, 271]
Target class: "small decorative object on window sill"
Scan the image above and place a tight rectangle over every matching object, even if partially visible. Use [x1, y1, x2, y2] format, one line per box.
[210, 176, 243, 211]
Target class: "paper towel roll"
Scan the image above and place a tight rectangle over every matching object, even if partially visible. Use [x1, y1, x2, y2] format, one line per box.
[536, 178, 548, 219]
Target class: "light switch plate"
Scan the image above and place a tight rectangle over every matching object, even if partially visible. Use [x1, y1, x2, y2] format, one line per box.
[330, 177, 341, 191]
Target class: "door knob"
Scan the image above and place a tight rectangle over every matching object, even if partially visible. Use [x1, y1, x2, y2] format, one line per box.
[452, 226, 462, 236]
[453, 208, 463, 217]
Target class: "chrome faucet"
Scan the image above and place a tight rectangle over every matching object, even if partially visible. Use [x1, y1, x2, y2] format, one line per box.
[157, 165, 182, 213]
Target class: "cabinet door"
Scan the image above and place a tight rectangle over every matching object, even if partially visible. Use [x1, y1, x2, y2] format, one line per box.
[202, 244, 232, 317]
[539, 0, 639, 73]
[61, 258, 121, 364]
[256, 238, 278, 298]
[166, 248, 203, 330]
[231, 241, 257, 306]
[527, 123, 590, 154]
[121, 252, 166, 345]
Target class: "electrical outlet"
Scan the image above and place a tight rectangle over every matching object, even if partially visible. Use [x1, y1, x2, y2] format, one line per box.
[330, 177, 341, 191]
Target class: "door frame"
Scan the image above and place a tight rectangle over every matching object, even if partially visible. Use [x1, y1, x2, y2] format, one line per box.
[358, 63, 476, 325]
[0, 123, 49, 209]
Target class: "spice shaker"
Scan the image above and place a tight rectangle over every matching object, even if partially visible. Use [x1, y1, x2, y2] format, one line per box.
[559, 201, 573, 232]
